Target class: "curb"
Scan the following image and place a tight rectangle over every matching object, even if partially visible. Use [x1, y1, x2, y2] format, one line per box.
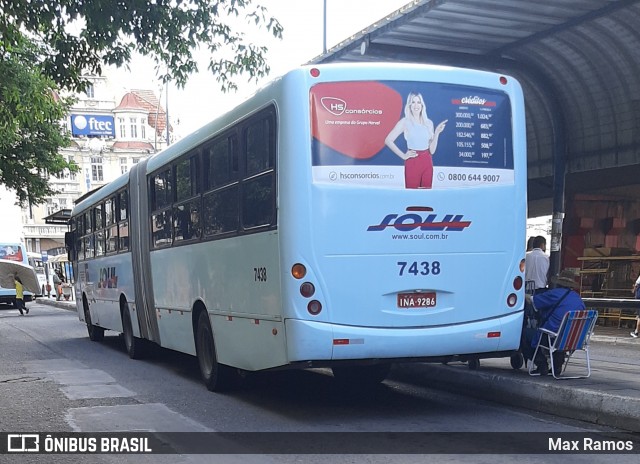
[392, 363, 640, 433]
[591, 335, 639, 346]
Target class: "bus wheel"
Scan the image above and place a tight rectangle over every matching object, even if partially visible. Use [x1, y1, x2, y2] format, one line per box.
[467, 358, 480, 370]
[510, 352, 524, 370]
[331, 363, 391, 386]
[83, 296, 104, 342]
[195, 311, 236, 392]
[121, 304, 144, 359]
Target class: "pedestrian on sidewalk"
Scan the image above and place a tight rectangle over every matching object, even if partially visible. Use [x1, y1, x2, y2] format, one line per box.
[53, 269, 64, 301]
[631, 273, 640, 338]
[14, 276, 28, 315]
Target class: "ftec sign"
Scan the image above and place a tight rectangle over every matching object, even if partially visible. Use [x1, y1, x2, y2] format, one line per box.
[71, 114, 115, 137]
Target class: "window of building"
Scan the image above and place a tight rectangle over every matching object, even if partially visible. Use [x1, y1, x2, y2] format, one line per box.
[91, 156, 103, 182]
[118, 117, 126, 138]
[86, 83, 95, 99]
[141, 118, 147, 139]
[46, 200, 57, 216]
[130, 117, 138, 138]
[120, 157, 128, 174]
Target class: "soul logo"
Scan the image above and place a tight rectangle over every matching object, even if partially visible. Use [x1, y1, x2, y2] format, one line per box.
[367, 206, 471, 232]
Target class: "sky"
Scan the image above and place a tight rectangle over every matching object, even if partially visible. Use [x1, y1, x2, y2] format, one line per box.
[108, 0, 412, 137]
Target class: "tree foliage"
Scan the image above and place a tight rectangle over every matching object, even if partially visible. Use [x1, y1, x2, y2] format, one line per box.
[0, 0, 282, 206]
[1, 0, 283, 92]
[0, 37, 76, 207]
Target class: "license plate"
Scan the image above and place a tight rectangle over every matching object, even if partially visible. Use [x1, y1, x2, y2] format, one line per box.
[397, 292, 436, 308]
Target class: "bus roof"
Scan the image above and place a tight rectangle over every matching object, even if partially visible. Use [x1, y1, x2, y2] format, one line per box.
[72, 169, 129, 216]
[71, 63, 519, 217]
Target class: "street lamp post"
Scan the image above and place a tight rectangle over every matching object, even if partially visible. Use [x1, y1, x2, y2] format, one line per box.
[323, 0, 327, 54]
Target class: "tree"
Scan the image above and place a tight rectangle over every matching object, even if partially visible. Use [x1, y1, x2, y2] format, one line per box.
[0, 0, 283, 205]
[1, 0, 283, 92]
[0, 38, 76, 207]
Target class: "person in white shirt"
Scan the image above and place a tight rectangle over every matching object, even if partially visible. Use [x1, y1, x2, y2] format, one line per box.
[525, 236, 549, 294]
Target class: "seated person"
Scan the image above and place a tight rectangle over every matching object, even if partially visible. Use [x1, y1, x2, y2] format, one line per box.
[523, 269, 585, 375]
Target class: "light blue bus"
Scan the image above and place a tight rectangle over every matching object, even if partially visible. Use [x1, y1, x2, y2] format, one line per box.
[67, 64, 527, 391]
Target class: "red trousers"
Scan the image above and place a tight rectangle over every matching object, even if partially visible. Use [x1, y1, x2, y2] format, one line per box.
[404, 149, 433, 189]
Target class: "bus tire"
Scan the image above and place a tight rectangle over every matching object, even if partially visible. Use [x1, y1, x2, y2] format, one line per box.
[331, 363, 391, 386]
[83, 296, 104, 342]
[195, 311, 236, 392]
[510, 352, 524, 370]
[121, 303, 145, 359]
[467, 358, 480, 370]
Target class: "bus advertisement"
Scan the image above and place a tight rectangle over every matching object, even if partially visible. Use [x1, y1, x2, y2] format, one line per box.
[66, 64, 527, 391]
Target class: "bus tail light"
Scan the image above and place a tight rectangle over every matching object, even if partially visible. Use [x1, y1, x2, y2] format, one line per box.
[292, 263, 306, 279]
[519, 259, 525, 273]
[307, 300, 322, 315]
[507, 293, 517, 307]
[300, 282, 315, 298]
[513, 276, 523, 290]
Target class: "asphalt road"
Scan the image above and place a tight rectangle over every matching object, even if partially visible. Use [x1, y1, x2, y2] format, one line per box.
[1, 302, 637, 463]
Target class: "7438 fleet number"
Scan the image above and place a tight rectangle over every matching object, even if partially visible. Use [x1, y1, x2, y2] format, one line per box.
[397, 261, 441, 276]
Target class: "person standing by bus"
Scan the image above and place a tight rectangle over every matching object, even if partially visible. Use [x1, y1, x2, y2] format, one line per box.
[525, 236, 549, 294]
[385, 92, 447, 189]
[52, 270, 61, 300]
[53, 269, 66, 301]
[15, 276, 28, 315]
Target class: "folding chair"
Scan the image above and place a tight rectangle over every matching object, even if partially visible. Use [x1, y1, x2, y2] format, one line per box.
[528, 309, 598, 379]
[525, 280, 536, 296]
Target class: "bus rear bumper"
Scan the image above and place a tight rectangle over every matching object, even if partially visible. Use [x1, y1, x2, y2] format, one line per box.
[285, 311, 523, 362]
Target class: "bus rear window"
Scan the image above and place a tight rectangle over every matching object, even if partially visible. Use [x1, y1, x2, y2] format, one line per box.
[310, 80, 513, 189]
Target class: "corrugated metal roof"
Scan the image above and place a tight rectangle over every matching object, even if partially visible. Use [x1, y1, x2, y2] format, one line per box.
[312, 0, 640, 215]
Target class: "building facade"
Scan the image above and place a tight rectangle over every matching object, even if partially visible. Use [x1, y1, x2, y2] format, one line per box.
[20, 75, 172, 254]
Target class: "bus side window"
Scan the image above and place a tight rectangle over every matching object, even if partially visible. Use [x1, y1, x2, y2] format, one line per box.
[119, 221, 129, 251]
[118, 190, 128, 221]
[242, 115, 275, 229]
[203, 187, 239, 236]
[203, 135, 240, 237]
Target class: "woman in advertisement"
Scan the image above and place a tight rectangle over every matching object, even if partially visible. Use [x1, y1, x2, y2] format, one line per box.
[385, 92, 447, 188]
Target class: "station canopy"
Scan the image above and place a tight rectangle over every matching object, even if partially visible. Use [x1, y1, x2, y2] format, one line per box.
[311, 0, 640, 217]
[43, 208, 71, 225]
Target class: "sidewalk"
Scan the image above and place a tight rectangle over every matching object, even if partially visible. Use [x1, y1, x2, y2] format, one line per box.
[36, 296, 640, 433]
[395, 324, 640, 433]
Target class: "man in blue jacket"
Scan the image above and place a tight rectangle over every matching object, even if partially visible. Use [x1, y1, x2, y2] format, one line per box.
[524, 269, 585, 375]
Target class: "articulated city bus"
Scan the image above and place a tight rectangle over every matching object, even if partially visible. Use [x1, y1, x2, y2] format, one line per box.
[66, 63, 527, 391]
